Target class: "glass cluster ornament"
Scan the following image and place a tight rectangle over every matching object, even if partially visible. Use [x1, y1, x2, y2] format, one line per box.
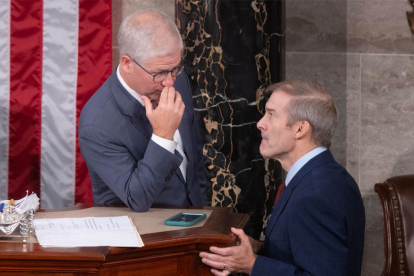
[20, 218, 29, 243]
[27, 209, 35, 234]
[0, 204, 25, 235]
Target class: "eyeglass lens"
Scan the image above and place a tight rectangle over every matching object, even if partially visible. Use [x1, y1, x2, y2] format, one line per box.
[153, 65, 184, 83]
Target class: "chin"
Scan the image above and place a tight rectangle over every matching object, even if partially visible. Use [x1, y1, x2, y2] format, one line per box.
[259, 147, 267, 158]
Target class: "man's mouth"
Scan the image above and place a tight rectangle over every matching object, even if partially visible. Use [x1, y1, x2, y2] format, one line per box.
[151, 92, 161, 100]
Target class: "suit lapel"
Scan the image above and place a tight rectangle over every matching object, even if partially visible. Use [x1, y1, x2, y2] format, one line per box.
[265, 150, 335, 239]
[131, 103, 152, 139]
[109, 69, 152, 139]
[265, 183, 294, 238]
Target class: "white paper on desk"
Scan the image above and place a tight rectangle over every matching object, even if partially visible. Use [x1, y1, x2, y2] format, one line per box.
[34, 216, 144, 247]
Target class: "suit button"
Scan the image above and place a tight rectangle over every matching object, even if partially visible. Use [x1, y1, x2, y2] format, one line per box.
[187, 190, 191, 195]
[165, 176, 171, 182]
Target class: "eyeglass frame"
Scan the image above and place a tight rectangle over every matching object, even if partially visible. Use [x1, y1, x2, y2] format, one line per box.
[129, 56, 184, 83]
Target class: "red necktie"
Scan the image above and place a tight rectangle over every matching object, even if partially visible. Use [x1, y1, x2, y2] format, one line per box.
[274, 182, 286, 207]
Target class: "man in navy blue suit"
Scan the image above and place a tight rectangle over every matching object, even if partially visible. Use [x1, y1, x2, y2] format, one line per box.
[79, 10, 206, 212]
[200, 81, 365, 275]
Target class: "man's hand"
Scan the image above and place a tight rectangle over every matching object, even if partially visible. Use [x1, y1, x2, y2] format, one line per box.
[199, 227, 257, 276]
[248, 235, 264, 255]
[142, 87, 185, 140]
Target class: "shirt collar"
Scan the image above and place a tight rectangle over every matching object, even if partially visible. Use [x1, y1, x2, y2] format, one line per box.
[116, 65, 144, 106]
[285, 147, 327, 187]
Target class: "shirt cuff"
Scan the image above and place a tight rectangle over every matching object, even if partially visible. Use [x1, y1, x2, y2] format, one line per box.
[151, 134, 177, 154]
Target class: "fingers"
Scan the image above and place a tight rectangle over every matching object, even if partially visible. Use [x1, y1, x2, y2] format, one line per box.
[211, 268, 231, 276]
[141, 95, 153, 116]
[210, 246, 234, 256]
[159, 87, 176, 106]
[231, 227, 250, 244]
[159, 87, 169, 105]
[174, 91, 185, 116]
[159, 88, 184, 114]
[199, 251, 225, 262]
[231, 227, 245, 236]
[167, 87, 176, 105]
[200, 255, 228, 272]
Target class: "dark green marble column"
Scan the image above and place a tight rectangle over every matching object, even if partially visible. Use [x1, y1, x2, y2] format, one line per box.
[176, 0, 284, 239]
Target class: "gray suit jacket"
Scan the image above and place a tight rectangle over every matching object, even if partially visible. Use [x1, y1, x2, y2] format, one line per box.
[79, 69, 207, 211]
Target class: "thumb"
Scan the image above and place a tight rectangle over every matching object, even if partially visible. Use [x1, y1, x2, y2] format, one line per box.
[141, 95, 153, 115]
[231, 227, 249, 243]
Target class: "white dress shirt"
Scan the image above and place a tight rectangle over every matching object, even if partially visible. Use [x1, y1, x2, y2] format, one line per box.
[116, 66, 188, 181]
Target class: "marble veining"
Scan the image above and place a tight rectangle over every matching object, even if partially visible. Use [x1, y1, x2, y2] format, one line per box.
[176, 0, 283, 238]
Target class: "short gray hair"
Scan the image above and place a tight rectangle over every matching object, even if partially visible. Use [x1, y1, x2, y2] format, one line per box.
[265, 80, 338, 148]
[118, 9, 183, 64]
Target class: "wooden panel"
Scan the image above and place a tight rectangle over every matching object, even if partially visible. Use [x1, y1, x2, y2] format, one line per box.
[0, 206, 249, 275]
[177, 255, 194, 275]
[103, 257, 178, 276]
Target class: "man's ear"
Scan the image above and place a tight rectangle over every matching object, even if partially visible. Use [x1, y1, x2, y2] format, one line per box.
[120, 55, 133, 74]
[294, 121, 312, 139]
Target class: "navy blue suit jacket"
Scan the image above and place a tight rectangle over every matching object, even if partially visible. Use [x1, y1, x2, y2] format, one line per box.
[79, 69, 207, 211]
[252, 150, 365, 276]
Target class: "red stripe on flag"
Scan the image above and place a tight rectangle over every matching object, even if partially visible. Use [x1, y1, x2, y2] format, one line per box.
[75, 0, 112, 204]
[8, 0, 43, 199]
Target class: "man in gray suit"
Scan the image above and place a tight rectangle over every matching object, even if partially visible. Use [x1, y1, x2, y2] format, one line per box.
[79, 10, 207, 212]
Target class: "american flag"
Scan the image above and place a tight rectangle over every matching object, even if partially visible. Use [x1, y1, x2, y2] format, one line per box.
[0, 0, 112, 209]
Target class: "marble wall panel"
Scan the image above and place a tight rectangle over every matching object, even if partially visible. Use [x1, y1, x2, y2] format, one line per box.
[176, 0, 284, 239]
[345, 54, 361, 183]
[285, 0, 347, 53]
[347, 1, 414, 54]
[360, 55, 414, 192]
[284, 0, 414, 275]
[361, 192, 384, 276]
[285, 52, 348, 168]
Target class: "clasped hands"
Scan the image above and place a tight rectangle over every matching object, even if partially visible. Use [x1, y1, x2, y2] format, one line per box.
[142, 87, 185, 141]
[199, 227, 258, 276]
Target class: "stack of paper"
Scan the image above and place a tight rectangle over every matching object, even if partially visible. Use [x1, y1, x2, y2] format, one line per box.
[34, 216, 144, 247]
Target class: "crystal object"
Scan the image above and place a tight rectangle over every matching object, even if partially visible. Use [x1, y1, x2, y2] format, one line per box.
[27, 209, 35, 234]
[20, 218, 29, 243]
[0, 204, 26, 235]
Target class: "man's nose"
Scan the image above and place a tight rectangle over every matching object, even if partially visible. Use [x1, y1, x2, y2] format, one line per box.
[257, 117, 265, 130]
[161, 73, 175, 87]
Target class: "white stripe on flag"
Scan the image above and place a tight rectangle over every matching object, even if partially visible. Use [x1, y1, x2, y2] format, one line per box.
[41, 0, 78, 208]
[0, 0, 10, 200]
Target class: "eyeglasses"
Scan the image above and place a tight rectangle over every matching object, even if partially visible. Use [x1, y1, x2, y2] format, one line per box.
[130, 56, 184, 83]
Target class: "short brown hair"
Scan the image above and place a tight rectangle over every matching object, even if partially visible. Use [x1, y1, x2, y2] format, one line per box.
[265, 80, 338, 148]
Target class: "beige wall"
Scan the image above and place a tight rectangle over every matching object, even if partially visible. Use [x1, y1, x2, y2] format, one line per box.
[112, 1, 414, 275]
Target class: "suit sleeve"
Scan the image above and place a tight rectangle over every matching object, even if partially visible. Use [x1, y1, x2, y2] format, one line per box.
[252, 192, 348, 276]
[79, 124, 183, 212]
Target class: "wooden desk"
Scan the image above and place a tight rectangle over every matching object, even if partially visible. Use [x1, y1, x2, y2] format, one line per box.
[0, 205, 249, 276]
